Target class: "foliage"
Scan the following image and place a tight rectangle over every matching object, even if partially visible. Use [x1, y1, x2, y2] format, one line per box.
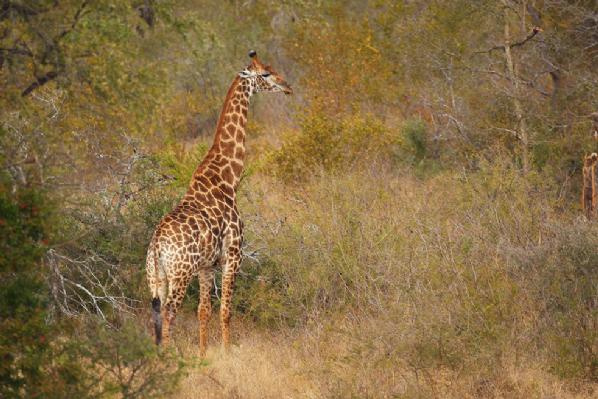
[238, 162, 598, 384]
[401, 118, 428, 163]
[1, 0, 598, 397]
[0, 178, 57, 397]
[158, 142, 209, 190]
[267, 111, 396, 181]
[284, 3, 394, 112]
[76, 320, 187, 399]
[515, 221, 598, 380]
[0, 149, 186, 397]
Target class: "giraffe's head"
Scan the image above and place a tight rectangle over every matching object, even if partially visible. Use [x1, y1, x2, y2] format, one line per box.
[239, 50, 292, 95]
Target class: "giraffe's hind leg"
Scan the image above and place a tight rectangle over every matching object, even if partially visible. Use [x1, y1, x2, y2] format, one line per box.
[198, 269, 214, 357]
[220, 248, 241, 349]
[162, 272, 191, 346]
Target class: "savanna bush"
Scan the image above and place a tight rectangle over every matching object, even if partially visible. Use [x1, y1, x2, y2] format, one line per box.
[0, 176, 186, 398]
[158, 142, 209, 190]
[265, 111, 397, 181]
[0, 184, 61, 398]
[401, 117, 428, 162]
[75, 320, 186, 399]
[239, 159, 597, 383]
[53, 153, 180, 318]
[509, 220, 598, 380]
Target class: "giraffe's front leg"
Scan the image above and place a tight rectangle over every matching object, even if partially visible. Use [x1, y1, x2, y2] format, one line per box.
[220, 248, 241, 349]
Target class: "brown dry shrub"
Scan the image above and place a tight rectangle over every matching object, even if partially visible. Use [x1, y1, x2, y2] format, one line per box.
[236, 159, 597, 391]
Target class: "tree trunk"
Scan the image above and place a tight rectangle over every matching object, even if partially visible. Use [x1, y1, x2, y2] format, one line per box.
[502, 1, 530, 174]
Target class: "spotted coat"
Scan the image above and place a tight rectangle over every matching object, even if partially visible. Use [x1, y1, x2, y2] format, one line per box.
[146, 51, 292, 356]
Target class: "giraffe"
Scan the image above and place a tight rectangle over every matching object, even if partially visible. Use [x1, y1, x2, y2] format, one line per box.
[146, 51, 292, 356]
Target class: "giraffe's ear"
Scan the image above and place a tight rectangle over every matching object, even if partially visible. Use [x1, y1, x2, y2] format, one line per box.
[239, 69, 251, 78]
[249, 50, 257, 58]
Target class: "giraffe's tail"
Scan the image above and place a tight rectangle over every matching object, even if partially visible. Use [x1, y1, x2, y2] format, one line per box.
[151, 297, 162, 345]
[147, 237, 163, 345]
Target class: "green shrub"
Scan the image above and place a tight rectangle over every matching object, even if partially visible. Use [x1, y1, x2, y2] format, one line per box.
[401, 117, 428, 162]
[233, 257, 297, 327]
[0, 182, 60, 398]
[0, 169, 186, 398]
[266, 111, 396, 181]
[158, 142, 210, 191]
[76, 320, 187, 399]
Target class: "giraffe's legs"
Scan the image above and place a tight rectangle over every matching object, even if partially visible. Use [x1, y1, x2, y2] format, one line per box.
[162, 273, 191, 346]
[198, 269, 214, 357]
[220, 249, 241, 349]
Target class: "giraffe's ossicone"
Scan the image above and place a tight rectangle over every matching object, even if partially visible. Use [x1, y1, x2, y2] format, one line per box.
[146, 51, 292, 356]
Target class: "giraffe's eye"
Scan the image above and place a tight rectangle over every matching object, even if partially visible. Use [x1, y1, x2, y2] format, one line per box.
[261, 73, 271, 78]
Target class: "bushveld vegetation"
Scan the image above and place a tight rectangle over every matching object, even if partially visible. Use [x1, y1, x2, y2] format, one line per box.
[1, 1, 597, 398]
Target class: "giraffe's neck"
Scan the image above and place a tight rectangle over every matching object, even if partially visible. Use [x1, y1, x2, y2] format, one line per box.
[191, 76, 252, 192]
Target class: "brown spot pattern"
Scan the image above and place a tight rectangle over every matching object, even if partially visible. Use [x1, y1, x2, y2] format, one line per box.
[146, 55, 291, 357]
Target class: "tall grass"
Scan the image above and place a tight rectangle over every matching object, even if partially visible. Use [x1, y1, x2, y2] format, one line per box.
[201, 159, 598, 397]
[129, 115, 596, 396]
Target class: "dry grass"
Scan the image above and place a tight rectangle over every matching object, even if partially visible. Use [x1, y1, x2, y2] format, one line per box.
[169, 313, 596, 399]
[162, 161, 597, 398]
[172, 315, 317, 399]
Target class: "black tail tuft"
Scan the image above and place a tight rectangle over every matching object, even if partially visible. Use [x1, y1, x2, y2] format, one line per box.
[152, 297, 162, 345]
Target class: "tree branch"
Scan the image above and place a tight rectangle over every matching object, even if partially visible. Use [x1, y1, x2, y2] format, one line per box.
[56, 0, 89, 41]
[476, 26, 542, 54]
[20, 1, 89, 96]
[21, 70, 58, 96]
[0, 46, 33, 57]
[0, 1, 51, 21]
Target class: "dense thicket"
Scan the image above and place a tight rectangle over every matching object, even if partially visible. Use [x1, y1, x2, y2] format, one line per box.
[1, 1, 596, 397]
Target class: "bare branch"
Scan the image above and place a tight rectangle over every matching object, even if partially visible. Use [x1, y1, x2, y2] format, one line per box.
[20, 1, 89, 96]
[46, 249, 140, 321]
[475, 26, 542, 54]
[56, 0, 89, 41]
[21, 70, 58, 96]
